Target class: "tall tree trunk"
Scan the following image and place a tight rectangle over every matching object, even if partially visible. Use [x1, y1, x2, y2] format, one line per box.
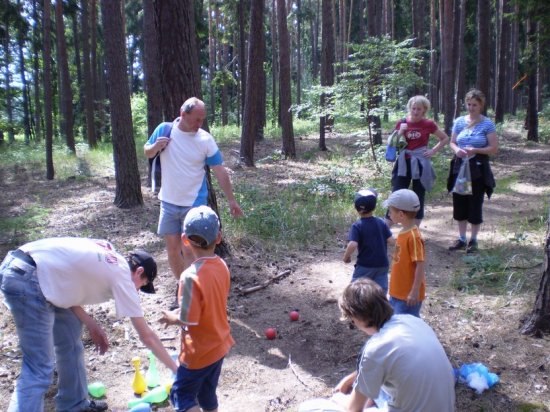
[429, 0, 439, 121]
[238, 0, 247, 122]
[525, 19, 538, 142]
[495, 0, 510, 123]
[439, 0, 454, 134]
[153, 0, 202, 119]
[221, 42, 229, 126]
[240, 0, 266, 166]
[32, 0, 42, 141]
[311, 0, 319, 80]
[71, 9, 82, 122]
[82, 0, 97, 148]
[296, 0, 302, 105]
[16, 12, 31, 143]
[101, 0, 143, 208]
[508, 3, 519, 115]
[520, 208, 550, 336]
[43, 0, 54, 179]
[3, 12, 15, 143]
[208, 0, 216, 124]
[319, 0, 334, 152]
[453, 0, 466, 119]
[270, 0, 278, 124]
[476, 0, 491, 114]
[276, 0, 295, 157]
[55, 0, 76, 152]
[412, 0, 425, 94]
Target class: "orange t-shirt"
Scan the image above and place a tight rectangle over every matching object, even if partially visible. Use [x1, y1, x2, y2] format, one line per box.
[178, 256, 235, 369]
[389, 226, 425, 301]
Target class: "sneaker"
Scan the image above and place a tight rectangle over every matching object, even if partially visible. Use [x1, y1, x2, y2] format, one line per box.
[466, 240, 478, 253]
[79, 400, 108, 412]
[448, 239, 466, 251]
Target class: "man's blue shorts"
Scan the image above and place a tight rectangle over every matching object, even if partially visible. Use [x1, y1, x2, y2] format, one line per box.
[158, 201, 192, 236]
[170, 357, 224, 412]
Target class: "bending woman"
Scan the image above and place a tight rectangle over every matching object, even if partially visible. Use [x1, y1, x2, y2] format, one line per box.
[386, 96, 449, 227]
[447, 89, 498, 253]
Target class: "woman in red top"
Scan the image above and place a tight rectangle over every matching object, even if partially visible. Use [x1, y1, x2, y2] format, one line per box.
[386, 96, 449, 227]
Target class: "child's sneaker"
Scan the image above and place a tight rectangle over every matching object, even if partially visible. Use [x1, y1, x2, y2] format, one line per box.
[448, 239, 466, 251]
[466, 240, 478, 253]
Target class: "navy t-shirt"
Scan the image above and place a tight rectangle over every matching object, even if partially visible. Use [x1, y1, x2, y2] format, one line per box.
[348, 217, 392, 268]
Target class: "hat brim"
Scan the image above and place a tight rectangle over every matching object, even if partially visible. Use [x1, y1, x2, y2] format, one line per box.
[140, 282, 156, 294]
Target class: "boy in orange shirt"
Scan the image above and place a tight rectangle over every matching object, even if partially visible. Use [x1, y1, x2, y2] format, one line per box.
[383, 189, 426, 317]
[160, 206, 234, 412]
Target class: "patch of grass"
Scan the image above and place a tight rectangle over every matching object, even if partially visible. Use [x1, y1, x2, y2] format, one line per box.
[451, 246, 542, 295]
[0, 203, 51, 243]
[516, 402, 549, 412]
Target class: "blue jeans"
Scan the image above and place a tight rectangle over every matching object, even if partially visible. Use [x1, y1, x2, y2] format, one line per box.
[170, 357, 224, 411]
[352, 265, 389, 294]
[0, 251, 88, 412]
[389, 296, 422, 317]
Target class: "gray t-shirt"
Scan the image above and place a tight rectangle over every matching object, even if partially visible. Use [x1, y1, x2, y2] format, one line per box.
[355, 314, 455, 411]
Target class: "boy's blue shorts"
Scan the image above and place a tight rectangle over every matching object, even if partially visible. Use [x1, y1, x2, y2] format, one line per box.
[170, 357, 224, 412]
[389, 296, 422, 317]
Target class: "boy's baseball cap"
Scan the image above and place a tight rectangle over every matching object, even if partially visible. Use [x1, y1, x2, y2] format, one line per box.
[382, 189, 420, 212]
[183, 205, 220, 248]
[129, 250, 157, 294]
[354, 189, 378, 213]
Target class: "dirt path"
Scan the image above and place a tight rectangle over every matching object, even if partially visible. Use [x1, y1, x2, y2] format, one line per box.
[0, 131, 549, 411]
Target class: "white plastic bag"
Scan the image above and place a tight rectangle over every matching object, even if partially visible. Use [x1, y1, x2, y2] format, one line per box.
[452, 158, 472, 195]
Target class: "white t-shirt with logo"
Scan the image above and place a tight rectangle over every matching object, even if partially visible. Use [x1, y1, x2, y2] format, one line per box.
[21, 237, 143, 318]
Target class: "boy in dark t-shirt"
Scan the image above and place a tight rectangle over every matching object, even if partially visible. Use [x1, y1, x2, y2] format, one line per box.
[343, 189, 394, 292]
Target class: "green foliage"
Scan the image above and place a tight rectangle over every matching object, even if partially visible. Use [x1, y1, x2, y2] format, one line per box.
[295, 37, 427, 123]
[131, 93, 148, 140]
[0, 203, 50, 244]
[451, 247, 542, 296]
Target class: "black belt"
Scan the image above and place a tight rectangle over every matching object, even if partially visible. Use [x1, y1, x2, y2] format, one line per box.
[12, 249, 37, 267]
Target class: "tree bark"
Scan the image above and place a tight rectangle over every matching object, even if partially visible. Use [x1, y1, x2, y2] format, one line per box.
[55, 0, 76, 152]
[208, 0, 217, 124]
[476, 0, 490, 113]
[43, 0, 54, 179]
[153, 0, 202, 119]
[520, 208, 550, 336]
[453, 0, 466, 119]
[319, 0, 335, 152]
[276, 0, 295, 157]
[240, 0, 266, 166]
[15, 11, 31, 143]
[495, 0, 510, 123]
[32, 0, 42, 141]
[101, 0, 143, 208]
[270, 0, 278, 124]
[82, 0, 97, 148]
[525, 19, 538, 142]
[439, 0, 454, 134]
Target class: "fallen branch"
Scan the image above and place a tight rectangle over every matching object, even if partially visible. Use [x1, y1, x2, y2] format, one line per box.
[237, 269, 291, 295]
[288, 354, 313, 392]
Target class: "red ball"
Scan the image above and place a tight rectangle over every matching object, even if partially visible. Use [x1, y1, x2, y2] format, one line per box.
[289, 311, 300, 321]
[265, 328, 277, 340]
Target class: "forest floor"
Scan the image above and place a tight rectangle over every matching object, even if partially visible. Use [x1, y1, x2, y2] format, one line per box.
[0, 128, 549, 412]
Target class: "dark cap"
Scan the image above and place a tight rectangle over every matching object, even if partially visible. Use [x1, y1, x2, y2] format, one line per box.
[129, 250, 157, 294]
[354, 188, 378, 213]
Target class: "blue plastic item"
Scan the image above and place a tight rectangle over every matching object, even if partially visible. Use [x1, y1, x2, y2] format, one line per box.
[458, 362, 499, 394]
[128, 402, 152, 412]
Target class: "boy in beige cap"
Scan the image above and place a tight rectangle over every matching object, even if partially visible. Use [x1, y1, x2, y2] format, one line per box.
[383, 189, 426, 317]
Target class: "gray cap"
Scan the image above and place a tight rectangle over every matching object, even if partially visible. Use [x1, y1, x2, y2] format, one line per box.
[183, 206, 220, 247]
[382, 189, 420, 212]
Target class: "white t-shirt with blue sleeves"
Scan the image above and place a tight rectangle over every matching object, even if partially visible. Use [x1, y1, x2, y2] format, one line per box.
[452, 115, 496, 149]
[147, 122, 223, 206]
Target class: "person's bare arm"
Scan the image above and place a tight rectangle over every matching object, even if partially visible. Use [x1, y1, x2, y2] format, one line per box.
[71, 306, 109, 354]
[130, 317, 178, 374]
[211, 165, 244, 217]
[407, 260, 426, 306]
[424, 128, 450, 158]
[335, 371, 358, 394]
[144, 137, 171, 159]
[345, 388, 369, 412]
[343, 241, 358, 264]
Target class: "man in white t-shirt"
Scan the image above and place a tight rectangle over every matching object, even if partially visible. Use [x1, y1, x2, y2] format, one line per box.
[333, 279, 455, 412]
[144, 97, 244, 286]
[0, 238, 178, 412]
